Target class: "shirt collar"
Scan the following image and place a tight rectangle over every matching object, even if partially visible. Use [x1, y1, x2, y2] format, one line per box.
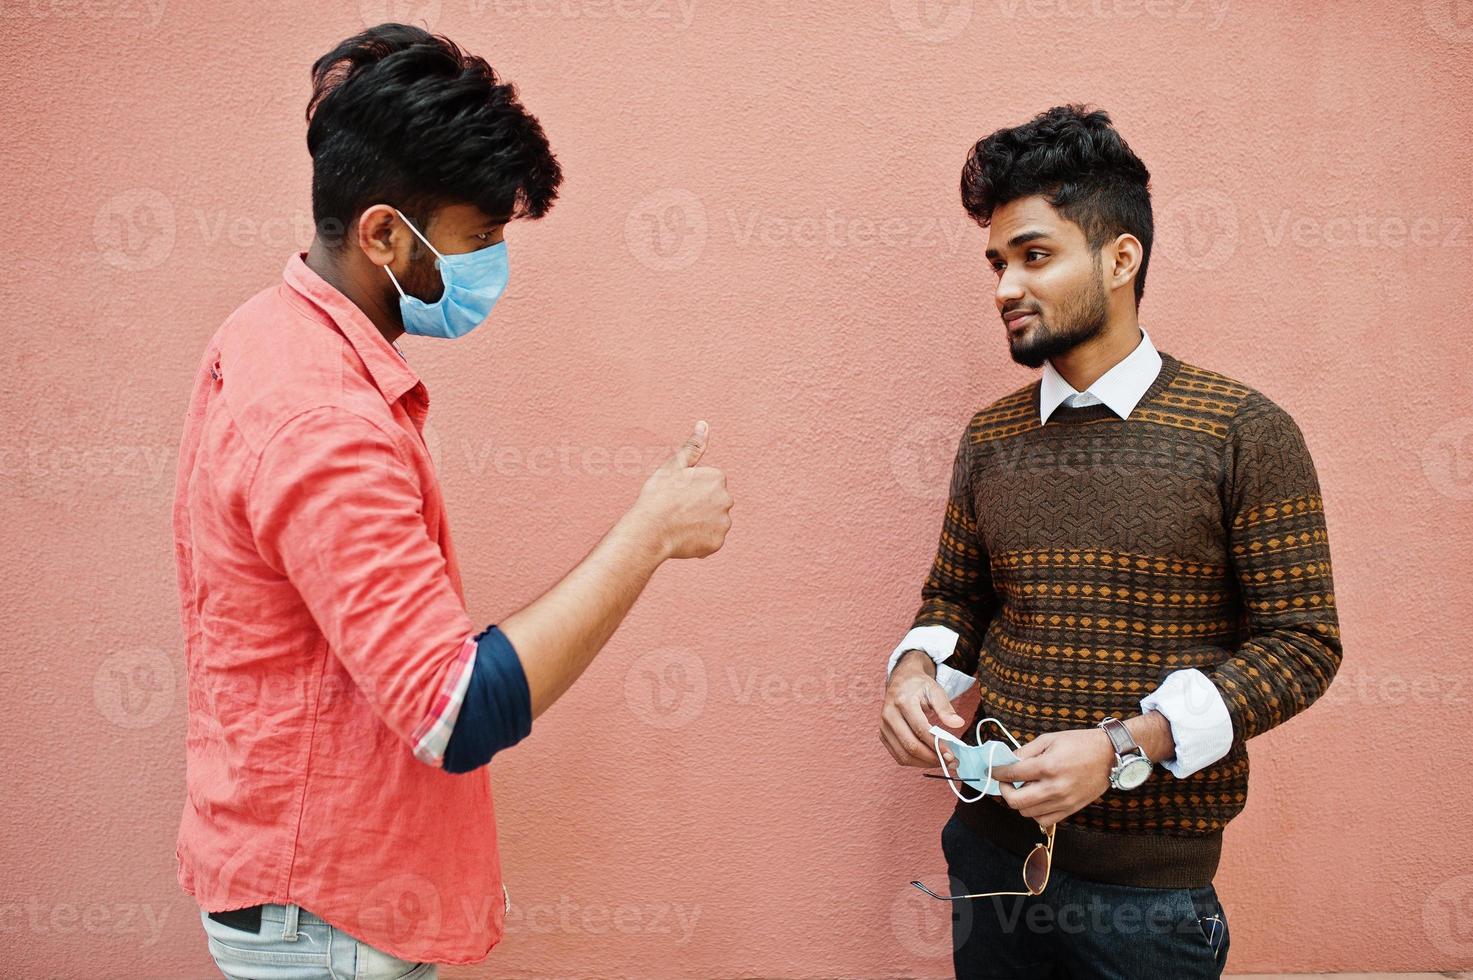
[1039, 326, 1163, 424]
[281, 252, 422, 405]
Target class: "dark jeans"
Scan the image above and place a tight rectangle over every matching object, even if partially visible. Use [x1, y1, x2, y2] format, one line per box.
[940, 812, 1230, 979]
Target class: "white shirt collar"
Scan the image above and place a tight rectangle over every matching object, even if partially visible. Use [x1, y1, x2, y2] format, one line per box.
[1039, 327, 1163, 424]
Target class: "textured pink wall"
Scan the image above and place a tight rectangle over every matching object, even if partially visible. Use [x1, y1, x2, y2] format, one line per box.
[4, 2, 1472, 976]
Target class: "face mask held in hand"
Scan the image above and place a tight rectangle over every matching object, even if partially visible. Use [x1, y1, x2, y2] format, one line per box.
[930, 717, 1027, 803]
[384, 208, 509, 339]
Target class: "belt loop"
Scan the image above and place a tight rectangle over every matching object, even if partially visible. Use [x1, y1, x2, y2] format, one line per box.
[282, 903, 300, 942]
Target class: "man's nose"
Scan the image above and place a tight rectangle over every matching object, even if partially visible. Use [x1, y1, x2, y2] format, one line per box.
[995, 268, 1026, 307]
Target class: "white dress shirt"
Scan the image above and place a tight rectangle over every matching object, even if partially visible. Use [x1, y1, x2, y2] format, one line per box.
[886, 327, 1235, 778]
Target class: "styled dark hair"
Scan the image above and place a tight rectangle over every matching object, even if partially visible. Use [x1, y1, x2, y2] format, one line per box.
[306, 23, 562, 244]
[960, 105, 1152, 304]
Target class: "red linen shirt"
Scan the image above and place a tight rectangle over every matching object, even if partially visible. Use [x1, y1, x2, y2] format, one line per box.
[172, 252, 504, 964]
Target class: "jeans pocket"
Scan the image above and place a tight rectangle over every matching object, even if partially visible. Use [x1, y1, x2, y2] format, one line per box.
[200, 909, 333, 975]
[206, 935, 332, 971]
[1184, 885, 1227, 960]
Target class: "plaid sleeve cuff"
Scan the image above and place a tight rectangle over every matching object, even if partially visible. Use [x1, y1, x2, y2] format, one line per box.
[410, 635, 479, 767]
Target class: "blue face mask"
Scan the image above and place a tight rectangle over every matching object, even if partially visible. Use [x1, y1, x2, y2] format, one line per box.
[383, 208, 509, 339]
[930, 718, 1027, 803]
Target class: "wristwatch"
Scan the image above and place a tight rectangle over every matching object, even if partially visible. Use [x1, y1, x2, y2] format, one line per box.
[1098, 717, 1153, 790]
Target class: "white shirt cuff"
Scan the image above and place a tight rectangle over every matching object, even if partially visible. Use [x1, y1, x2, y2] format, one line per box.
[887, 625, 976, 700]
[1139, 668, 1234, 778]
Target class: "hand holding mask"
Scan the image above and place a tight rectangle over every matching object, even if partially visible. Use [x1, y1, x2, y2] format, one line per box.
[929, 718, 1028, 802]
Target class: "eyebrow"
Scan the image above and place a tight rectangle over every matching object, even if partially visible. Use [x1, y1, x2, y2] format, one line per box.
[984, 230, 1052, 259]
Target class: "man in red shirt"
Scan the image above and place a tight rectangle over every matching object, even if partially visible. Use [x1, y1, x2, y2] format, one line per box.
[174, 23, 733, 977]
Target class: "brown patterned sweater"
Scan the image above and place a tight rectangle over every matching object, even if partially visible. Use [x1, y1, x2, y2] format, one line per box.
[912, 352, 1341, 887]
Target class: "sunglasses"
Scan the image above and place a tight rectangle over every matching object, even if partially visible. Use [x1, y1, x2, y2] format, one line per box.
[1200, 913, 1225, 958]
[911, 822, 1055, 901]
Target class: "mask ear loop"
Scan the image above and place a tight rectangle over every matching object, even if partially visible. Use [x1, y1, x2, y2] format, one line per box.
[973, 719, 999, 796]
[978, 716, 1022, 750]
[392, 208, 447, 262]
[930, 725, 983, 803]
[978, 716, 1023, 795]
[383, 208, 447, 301]
[982, 741, 1006, 796]
[383, 264, 409, 300]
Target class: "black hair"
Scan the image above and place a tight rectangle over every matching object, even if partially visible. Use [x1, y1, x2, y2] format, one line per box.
[306, 23, 562, 245]
[960, 105, 1153, 304]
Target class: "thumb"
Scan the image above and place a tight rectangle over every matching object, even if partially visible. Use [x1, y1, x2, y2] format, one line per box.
[925, 685, 965, 729]
[671, 420, 709, 469]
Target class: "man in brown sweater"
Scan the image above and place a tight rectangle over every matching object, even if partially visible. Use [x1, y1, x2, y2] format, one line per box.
[879, 105, 1341, 977]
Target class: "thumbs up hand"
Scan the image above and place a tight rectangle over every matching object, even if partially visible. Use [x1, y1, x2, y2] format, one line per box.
[630, 421, 734, 560]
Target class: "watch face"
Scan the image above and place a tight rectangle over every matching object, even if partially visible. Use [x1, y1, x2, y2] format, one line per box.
[1117, 757, 1152, 790]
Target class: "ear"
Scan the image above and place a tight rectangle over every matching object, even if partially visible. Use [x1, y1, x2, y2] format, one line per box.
[356, 205, 400, 268]
[1106, 233, 1143, 294]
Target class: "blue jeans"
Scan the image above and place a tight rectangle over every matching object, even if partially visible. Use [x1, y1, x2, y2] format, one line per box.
[941, 812, 1230, 978]
[199, 902, 437, 980]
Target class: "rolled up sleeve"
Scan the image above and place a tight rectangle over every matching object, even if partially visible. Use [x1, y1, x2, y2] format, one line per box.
[1139, 668, 1235, 778]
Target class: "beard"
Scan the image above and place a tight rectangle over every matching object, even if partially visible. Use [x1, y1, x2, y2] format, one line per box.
[388, 242, 447, 323]
[403, 243, 447, 303]
[1006, 271, 1110, 369]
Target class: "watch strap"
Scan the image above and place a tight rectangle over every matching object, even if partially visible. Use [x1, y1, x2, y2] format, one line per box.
[1098, 716, 1139, 759]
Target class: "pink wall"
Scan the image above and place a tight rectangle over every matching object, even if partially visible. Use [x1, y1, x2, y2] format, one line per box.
[4, 2, 1471, 976]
